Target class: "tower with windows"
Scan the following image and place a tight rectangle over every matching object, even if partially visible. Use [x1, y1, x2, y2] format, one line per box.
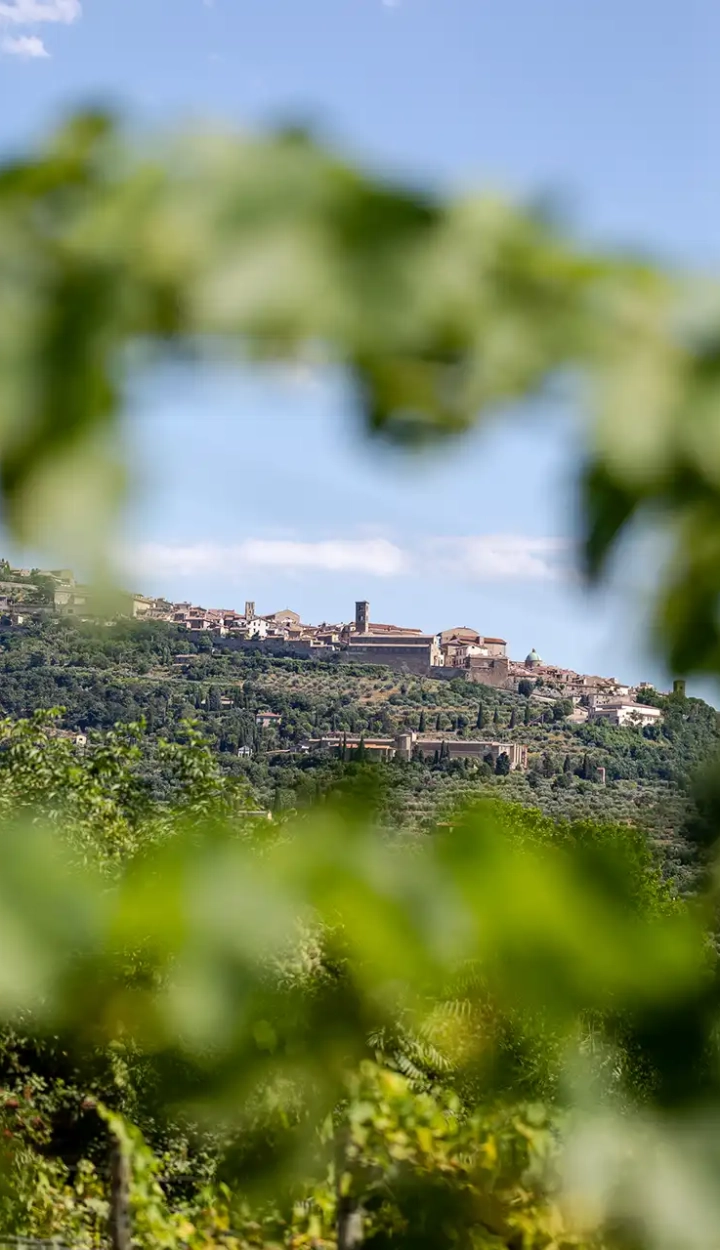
[355, 600, 370, 634]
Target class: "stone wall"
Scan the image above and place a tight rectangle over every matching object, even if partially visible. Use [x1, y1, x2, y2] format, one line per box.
[340, 644, 434, 676]
[430, 666, 467, 682]
[201, 636, 318, 660]
[430, 659, 511, 688]
[411, 737, 527, 770]
[466, 657, 510, 688]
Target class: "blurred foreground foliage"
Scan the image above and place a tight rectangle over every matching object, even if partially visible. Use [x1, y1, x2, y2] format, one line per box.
[2, 109, 720, 1247]
[0, 713, 714, 1248]
[2, 111, 720, 673]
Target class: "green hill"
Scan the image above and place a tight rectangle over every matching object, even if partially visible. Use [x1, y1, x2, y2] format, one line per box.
[0, 616, 716, 886]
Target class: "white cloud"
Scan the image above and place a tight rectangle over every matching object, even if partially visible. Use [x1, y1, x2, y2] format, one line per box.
[1, 31, 48, 54]
[0, 0, 80, 22]
[425, 535, 573, 582]
[132, 538, 408, 580]
[128, 534, 570, 585]
[240, 539, 407, 576]
[0, 0, 80, 59]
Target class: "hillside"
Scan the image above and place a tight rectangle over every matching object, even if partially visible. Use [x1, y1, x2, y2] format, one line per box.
[0, 616, 715, 879]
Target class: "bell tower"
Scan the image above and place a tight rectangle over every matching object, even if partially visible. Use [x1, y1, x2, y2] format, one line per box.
[245, 600, 256, 621]
[355, 600, 369, 635]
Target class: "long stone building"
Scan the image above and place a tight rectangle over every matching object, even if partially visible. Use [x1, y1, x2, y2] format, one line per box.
[396, 733, 527, 769]
[301, 731, 528, 771]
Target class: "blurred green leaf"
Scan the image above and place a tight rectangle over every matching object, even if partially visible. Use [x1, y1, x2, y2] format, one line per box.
[5, 109, 720, 681]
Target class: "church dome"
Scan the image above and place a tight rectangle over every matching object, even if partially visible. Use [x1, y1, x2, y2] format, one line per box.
[526, 648, 542, 665]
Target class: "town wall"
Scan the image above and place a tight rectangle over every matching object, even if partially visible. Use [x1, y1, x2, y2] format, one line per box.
[430, 666, 468, 682]
[194, 635, 319, 660]
[466, 657, 510, 689]
[430, 658, 510, 688]
[340, 644, 434, 676]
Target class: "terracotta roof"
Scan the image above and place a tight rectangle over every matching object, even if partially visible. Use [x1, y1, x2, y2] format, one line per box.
[350, 635, 436, 645]
[368, 622, 422, 634]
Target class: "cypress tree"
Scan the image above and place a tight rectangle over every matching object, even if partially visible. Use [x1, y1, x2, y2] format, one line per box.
[509, 707, 517, 729]
[418, 709, 426, 732]
[435, 713, 442, 731]
[563, 754, 572, 773]
[524, 702, 531, 726]
[493, 708, 500, 727]
[476, 705, 485, 730]
[208, 686, 222, 712]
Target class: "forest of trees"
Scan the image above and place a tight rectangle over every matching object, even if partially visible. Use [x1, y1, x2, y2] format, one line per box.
[0, 615, 709, 1243]
[0, 706, 700, 1249]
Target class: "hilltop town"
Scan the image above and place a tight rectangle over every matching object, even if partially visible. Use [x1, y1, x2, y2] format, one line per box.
[0, 562, 668, 736]
[0, 562, 712, 856]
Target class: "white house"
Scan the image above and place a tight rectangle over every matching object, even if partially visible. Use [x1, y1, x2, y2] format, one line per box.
[245, 617, 268, 639]
[590, 701, 663, 728]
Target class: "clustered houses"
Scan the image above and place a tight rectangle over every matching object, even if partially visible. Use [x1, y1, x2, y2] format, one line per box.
[509, 647, 629, 700]
[0, 568, 669, 728]
[507, 647, 662, 725]
[436, 625, 510, 687]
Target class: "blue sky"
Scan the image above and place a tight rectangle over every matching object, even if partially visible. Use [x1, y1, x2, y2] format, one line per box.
[0, 0, 715, 689]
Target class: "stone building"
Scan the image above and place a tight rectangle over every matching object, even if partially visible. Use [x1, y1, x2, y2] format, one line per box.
[264, 608, 301, 627]
[395, 733, 527, 770]
[301, 734, 398, 761]
[589, 701, 663, 728]
[341, 600, 440, 674]
[344, 634, 442, 675]
[303, 732, 527, 771]
[131, 594, 176, 619]
[54, 585, 91, 615]
[466, 656, 510, 687]
[439, 627, 507, 662]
